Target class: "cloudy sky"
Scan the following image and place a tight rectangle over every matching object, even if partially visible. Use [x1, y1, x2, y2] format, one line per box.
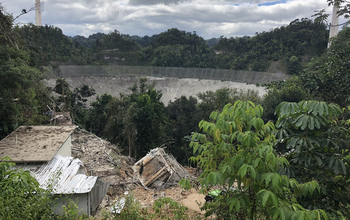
[1, 0, 338, 39]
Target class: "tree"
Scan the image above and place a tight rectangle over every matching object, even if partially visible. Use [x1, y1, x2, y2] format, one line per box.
[70, 84, 95, 125]
[123, 103, 137, 157]
[275, 100, 350, 218]
[85, 78, 167, 159]
[86, 94, 113, 136]
[197, 88, 261, 122]
[286, 55, 303, 75]
[261, 76, 309, 123]
[0, 157, 55, 219]
[129, 79, 166, 158]
[182, 100, 327, 219]
[165, 96, 200, 164]
[0, 5, 50, 139]
[148, 28, 216, 68]
[54, 78, 72, 111]
[300, 28, 350, 107]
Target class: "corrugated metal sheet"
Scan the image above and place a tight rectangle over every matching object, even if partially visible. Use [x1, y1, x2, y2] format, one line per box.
[32, 155, 97, 194]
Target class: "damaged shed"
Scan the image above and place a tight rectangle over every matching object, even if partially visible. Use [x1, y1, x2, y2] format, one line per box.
[132, 148, 189, 188]
[0, 125, 109, 216]
[30, 154, 109, 216]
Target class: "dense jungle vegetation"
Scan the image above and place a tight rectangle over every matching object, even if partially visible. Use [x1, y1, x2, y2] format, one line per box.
[13, 14, 330, 72]
[1, 0, 350, 218]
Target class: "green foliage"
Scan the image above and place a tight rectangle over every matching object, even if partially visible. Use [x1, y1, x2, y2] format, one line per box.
[286, 55, 303, 75]
[0, 40, 50, 139]
[163, 89, 261, 164]
[0, 6, 13, 46]
[0, 6, 52, 138]
[71, 33, 106, 48]
[275, 100, 350, 217]
[86, 93, 114, 136]
[185, 100, 327, 219]
[213, 18, 328, 71]
[104, 194, 194, 220]
[14, 24, 95, 66]
[52, 79, 95, 126]
[113, 194, 147, 220]
[197, 88, 261, 122]
[165, 96, 200, 164]
[91, 30, 141, 65]
[59, 200, 88, 220]
[92, 30, 140, 52]
[0, 157, 56, 219]
[148, 28, 216, 68]
[151, 197, 190, 220]
[127, 78, 167, 158]
[86, 78, 166, 159]
[301, 28, 350, 107]
[262, 76, 309, 123]
[2, 2, 330, 70]
[70, 84, 96, 125]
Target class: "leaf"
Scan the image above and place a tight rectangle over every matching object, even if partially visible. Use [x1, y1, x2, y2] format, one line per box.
[271, 174, 281, 188]
[235, 200, 241, 212]
[252, 118, 264, 131]
[248, 166, 257, 179]
[277, 102, 300, 117]
[261, 190, 270, 207]
[300, 115, 308, 130]
[179, 179, 191, 190]
[318, 102, 325, 115]
[263, 173, 273, 186]
[313, 155, 323, 166]
[308, 116, 315, 130]
[238, 164, 248, 178]
[293, 115, 304, 128]
[258, 189, 278, 207]
[314, 117, 321, 129]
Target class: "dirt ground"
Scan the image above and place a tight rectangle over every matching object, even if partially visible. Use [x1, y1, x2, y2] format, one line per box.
[71, 129, 208, 218]
[131, 167, 205, 213]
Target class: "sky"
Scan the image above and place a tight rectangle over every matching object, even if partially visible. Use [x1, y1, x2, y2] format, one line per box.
[0, 0, 340, 39]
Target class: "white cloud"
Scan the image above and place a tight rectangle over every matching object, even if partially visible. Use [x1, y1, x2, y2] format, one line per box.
[1, 0, 337, 39]
[128, 0, 190, 6]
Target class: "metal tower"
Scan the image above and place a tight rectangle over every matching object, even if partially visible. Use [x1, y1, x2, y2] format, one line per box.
[35, 0, 42, 26]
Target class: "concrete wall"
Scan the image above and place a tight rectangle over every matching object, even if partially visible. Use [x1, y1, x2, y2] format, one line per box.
[54, 193, 90, 216]
[56, 135, 72, 157]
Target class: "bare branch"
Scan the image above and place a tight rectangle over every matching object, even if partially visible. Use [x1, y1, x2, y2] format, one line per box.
[13, 5, 36, 21]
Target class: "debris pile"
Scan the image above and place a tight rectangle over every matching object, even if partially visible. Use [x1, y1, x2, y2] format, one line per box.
[70, 130, 202, 216]
[71, 129, 135, 191]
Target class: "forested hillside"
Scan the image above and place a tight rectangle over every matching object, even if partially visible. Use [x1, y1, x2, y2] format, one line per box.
[0, 8, 51, 140]
[213, 18, 328, 72]
[1, 0, 350, 218]
[13, 18, 328, 73]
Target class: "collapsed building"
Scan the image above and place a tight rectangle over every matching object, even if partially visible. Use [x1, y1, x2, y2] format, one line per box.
[0, 125, 109, 216]
[132, 148, 189, 188]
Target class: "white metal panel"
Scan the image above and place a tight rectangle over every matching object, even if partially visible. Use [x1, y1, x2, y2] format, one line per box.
[31, 155, 97, 194]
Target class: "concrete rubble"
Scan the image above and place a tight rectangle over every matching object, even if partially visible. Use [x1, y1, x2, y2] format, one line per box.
[71, 129, 136, 199]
